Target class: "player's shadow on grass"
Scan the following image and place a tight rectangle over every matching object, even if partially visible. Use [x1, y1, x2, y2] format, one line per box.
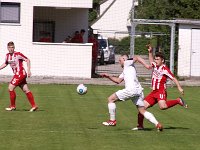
[163, 126, 189, 130]
[142, 126, 189, 131]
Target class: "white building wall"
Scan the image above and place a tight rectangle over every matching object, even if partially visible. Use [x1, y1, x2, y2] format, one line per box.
[100, 0, 114, 16]
[178, 24, 200, 77]
[1, 0, 92, 8]
[29, 43, 92, 77]
[0, 0, 93, 78]
[92, 0, 133, 39]
[33, 0, 92, 8]
[178, 25, 192, 77]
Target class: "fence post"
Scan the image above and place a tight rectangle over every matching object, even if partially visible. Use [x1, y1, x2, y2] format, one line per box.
[170, 23, 175, 73]
[130, 0, 136, 58]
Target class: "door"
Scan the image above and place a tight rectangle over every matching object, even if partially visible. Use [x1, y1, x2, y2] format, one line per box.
[191, 29, 200, 76]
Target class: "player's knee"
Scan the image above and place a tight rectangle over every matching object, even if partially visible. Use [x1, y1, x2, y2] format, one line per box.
[24, 90, 30, 94]
[159, 106, 167, 110]
[108, 97, 116, 103]
[8, 86, 14, 91]
[107, 98, 113, 103]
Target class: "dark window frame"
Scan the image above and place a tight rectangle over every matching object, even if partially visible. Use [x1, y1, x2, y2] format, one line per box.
[0, 2, 20, 23]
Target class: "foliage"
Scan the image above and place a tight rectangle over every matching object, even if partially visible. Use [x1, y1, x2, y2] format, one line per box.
[136, 0, 200, 20]
[89, 9, 98, 23]
[89, 0, 105, 23]
[109, 36, 158, 55]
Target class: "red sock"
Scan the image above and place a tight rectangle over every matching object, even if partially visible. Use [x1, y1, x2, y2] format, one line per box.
[9, 91, 16, 107]
[26, 92, 36, 107]
[137, 112, 144, 128]
[166, 99, 179, 108]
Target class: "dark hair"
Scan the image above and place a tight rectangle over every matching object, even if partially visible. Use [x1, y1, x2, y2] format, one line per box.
[7, 41, 15, 46]
[80, 29, 85, 33]
[155, 52, 165, 62]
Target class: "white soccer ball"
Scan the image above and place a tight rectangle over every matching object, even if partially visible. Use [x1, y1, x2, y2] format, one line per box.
[77, 84, 87, 95]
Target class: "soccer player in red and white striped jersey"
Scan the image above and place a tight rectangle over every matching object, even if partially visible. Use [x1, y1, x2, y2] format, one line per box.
[132, 44, 187, 131]
[0, 41, 38, 112]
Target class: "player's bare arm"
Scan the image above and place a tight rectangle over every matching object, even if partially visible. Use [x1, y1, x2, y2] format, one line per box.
[133, 55, 151, 69]
[25, 58, 31, 77]
[0, 63, 8, 70]
[146, 44, 154, 64]
[100, 73, 123, 84]
[172, 77, 184, 95]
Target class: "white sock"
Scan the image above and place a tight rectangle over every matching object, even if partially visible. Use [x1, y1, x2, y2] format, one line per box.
[143, 111, 158, 126]
[108, 103, 116, 121]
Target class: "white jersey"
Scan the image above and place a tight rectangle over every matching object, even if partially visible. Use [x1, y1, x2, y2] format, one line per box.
[119, 60, 142, 92]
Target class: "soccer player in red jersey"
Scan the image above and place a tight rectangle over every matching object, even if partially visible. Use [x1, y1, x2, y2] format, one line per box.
[88, 33, 98, 77]
[132, 44, 187, 130]
[0, 41, 38, 112]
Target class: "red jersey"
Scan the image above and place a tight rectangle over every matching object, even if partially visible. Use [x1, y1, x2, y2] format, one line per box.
[71, 34, 83, 43]
[5, 51, 28, 75]
[88, 37, 98, 59]
[151, 62, 174, 90]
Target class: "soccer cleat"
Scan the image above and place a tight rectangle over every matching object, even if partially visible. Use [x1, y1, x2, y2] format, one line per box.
[156, 123, 163, 132]
[131, 126, 144, 131]
[178, 97, 188, 108]
[5, 106, 16, 111]
[102, 120, 116, 126]
[29, 106, 38, 112]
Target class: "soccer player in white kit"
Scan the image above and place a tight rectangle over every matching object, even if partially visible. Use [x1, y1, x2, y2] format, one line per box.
[101, 54, 163, 131]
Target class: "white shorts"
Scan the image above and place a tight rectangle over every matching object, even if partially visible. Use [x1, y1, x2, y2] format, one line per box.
[115, 88, 144, 107]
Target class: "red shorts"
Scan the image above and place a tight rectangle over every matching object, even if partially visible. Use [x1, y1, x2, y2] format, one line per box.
[10, 74, 27, 86]
[144, 90, 167, 106]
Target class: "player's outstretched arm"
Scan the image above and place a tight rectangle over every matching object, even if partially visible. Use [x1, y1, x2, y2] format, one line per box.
[146, 44, 154, 64]
[0, 63, 7, 70]
[172, 77, 184, 95]
[133, 55, 151, 69]
[100, 73, 123, 84]
[25, 58, 31, 77]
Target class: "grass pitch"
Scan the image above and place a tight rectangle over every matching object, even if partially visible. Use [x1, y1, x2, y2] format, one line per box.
[0, 84, 199, 150]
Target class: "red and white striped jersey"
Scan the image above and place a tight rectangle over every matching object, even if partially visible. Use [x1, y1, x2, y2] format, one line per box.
[5, 51, 28, 75]
[151, 62, 174, 90]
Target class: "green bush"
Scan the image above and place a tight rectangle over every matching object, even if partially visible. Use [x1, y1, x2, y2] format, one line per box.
[109, 36, 157, 55]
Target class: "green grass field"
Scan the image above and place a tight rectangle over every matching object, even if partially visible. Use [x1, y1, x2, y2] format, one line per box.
[0, 83, 199, 150]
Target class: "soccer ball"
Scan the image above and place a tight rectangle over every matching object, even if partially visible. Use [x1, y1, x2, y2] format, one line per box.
[77, 84, 87, 95]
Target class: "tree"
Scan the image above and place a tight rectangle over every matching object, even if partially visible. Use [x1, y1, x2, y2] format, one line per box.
[136, 0, 200, 19]
[89, 0, 105, 23]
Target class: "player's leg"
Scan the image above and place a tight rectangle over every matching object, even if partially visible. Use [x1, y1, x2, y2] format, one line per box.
[138, 107, 163, 131]
[132, 92, 162, 131]
[5, 83, 17, 111]
[133, 92, 157, 130]
[19, 83, 38, 111]
[166, 97, 187, 108]
[102, 92, 118, 126]
[156, 90, 187, 109]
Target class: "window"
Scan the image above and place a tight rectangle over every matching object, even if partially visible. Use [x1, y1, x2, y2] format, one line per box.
[0, 2, 20, 23]
[33, 21, 55, 42]
[98, 39, 107, 49]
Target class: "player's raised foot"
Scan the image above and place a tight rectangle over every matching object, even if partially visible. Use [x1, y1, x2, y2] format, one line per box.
[29, 106, 38, 112]
[156, 123, 163, 132]
[178, 97, 188, 108]
[131, 126, 144, 131]
[102, 120, 116, 126]
[5, 106, 16, 111]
